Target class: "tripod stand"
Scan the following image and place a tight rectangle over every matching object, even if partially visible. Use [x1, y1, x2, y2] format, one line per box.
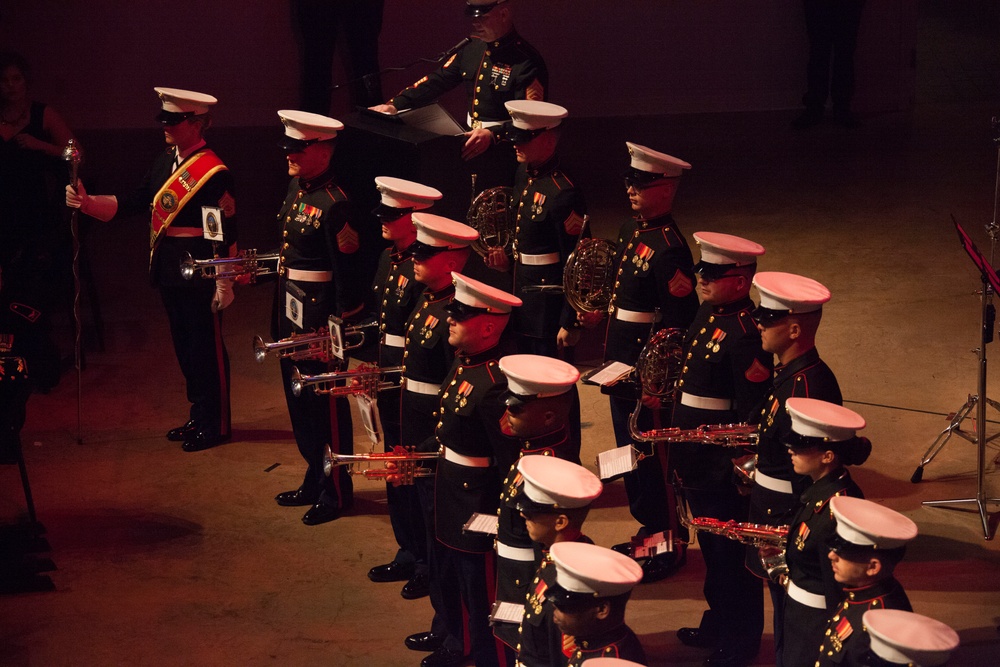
[914, 142, 1000, 538]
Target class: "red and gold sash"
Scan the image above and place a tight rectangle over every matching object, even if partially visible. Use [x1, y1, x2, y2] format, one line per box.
[149, 149, 228, 261]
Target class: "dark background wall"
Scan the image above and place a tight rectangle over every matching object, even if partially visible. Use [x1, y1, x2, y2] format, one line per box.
[1, 0, 916, 131]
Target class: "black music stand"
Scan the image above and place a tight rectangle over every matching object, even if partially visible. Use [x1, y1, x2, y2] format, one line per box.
[915, 218, 1000, 540]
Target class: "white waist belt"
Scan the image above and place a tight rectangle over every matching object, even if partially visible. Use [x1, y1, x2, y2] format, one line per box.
[496, 542, 535, 562]
[163, 227, 202, 238]
[466, 114, 504, 129]
[383, 333, 405, 348]
[615, 307, 661, 324]
[754, 470, 794, 495]
[443, 447, 491, 468]
[519, 252, 560, 266]
[786, 578, 826, 609]
[286, 268, 333, 282]
[680, 392, 733, 411]
[403, 378, 440, 395]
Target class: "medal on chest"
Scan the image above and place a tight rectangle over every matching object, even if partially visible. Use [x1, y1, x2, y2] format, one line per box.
[706, 328, 727, 354]
[829, 616, 853, 653]
[294, 203, 323, 228]
[531, 191, 546, 217]
[632, 242, 654, 273]
[527, 576, 548, 616]
[795, 522, 810, 551]
[491, 63, 512, 87]
[420, 314, 439, 340]
[456, 380, 474, 409]
[395, 273, 410, 298]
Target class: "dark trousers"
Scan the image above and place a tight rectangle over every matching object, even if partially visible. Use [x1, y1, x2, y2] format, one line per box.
[279, 356, 353, 509]
[435, 541, 502, 667]
[159, 282, 230, 437]
[383, 385, 427, 569]
[802, 0, 866, 113]
[782, 596, 830, 667]
[610, 395, 677, 537]
[415, 475, 449, 639]
[292, 0, 385, 111]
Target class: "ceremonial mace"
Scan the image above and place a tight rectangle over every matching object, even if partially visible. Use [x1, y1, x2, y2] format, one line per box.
[62, 139, 84, 445]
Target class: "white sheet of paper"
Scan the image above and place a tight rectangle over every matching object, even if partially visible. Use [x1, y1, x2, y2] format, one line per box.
[489, 600, 525, 625]
[597, 446, 638, 480]
[463, 512, 499, 535]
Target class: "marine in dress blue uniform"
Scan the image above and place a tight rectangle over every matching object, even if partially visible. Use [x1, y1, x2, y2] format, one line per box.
[595, 143, 698, 582]
[546, 542, 647, 667]
[371, 0, 547, 189]
[493, 354, 581, 656]
[814, 497, 917, 667]
[421, 272, 521, 667]
[509, 455, 601, 667]
[270, 110, 364, 526]
[781, 398, 870, 667]
[400, 215, 478, 661]
[746, 271, 843, 665]
[363, 178, 443, 598]
[670, 232, 771, 666]
[66, 87, 237, 452]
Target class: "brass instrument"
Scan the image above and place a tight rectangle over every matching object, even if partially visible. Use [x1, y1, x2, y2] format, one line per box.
[180, 249, 279, 282]
[629, 422, 759, 447]
[563, 237, 617, 313]
[467, 186, 515, 257]
[253, 330, 330, 364]
[622, 327, 685, 435]
[325, 446, 440, 485]
[252, 316, 377, 364]
[290, 363, 404, 398]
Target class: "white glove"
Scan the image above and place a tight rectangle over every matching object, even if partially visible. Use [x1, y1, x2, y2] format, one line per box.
[65, 181, 118, 222]
[211, 278, 235, 313]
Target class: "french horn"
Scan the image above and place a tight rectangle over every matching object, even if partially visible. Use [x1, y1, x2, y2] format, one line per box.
[466, 186, 515, 258]
[563, 237, 617, 313]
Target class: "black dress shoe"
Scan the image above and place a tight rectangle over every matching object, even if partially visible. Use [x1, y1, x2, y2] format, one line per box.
[405, 631, 444, 652]
[421, 647, 464, 667]
[400, 571, 429, 599]
[640, 550, 686, 583]
[677, 627, 718, 649]
[301, 502, 340, 526]
[610, 541, 633, 556]
[166, 420, 197, 442]
[181, 430, 230, 452]
[368, 560, 415, 583]
[275, 489, 318, 507]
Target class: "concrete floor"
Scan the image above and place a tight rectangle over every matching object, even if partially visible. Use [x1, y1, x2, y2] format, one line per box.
[5, 9, 1000, 667]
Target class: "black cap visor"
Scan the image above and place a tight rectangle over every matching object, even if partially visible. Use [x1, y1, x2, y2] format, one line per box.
[157, 109, 196, 126]
[466, 1, 503, 17]
[623, 167, 675, 188]
[751, 306, 792, 326]
[444, 299, 491, 321]
[502, 122, 546, 144]
[693, 261, 740, 281]
[410, 240, 454, 261]
[546, 582, 600, 610]
[278, 133, 323, 153]
[373, 203, 413, 221]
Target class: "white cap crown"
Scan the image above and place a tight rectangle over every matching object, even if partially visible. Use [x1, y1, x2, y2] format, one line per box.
[830, 496, 918, 550]
[786, 397, 865, 441]
[517, 456, 602, 509]
[375, 176, 442, 210]
[549, 542, 643, 597]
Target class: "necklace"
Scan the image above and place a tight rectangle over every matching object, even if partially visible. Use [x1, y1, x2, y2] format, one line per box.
[0, 105, 28, 126]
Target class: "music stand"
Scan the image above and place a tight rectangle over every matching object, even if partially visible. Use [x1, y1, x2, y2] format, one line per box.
[916, 217, 1000, 540]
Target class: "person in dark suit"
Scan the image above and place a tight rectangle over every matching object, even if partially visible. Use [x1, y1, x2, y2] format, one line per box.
[671, 232, 772, 667]
[747, 271, 843, 665]
[484, 100, 586, 358]
[363, 177, 442, 598]
[270, 110, 365, 526]
[580, 142, 699, 583]
[814, 496, 917, 667]
[547, 542, 647, 666]
[66, 87, 237, 452]
[780, 398, 870, 667]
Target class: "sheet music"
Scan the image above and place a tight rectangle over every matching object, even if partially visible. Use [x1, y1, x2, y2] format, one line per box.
[597, 446, 638, 481]
[489, 600, 525, 625]
[353, 394, 383, 446]
[633, 531, 673, 558]
[397, 103, 466, 136]
[582, 361, 633, 387]
[463, 512, 499, 535]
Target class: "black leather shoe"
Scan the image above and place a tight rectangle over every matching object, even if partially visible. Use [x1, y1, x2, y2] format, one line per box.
[677, 627, 718, 649]
[610, 541, 633, 557]
[400, 571, 430, 599]
[704, 645, 756, 667]
[640, 550, 686, 583]
[368, 560, 414, 583]
[166, 420, 197, 442]
[301, 502, 340, 526]
[181, 430, 229, 452]
[405, 631, 444, 652]
[420, 647, 464, 667]
[275, 489, 318, 507]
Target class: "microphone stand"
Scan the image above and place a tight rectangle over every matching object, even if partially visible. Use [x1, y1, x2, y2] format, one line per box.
[916, 118, 1000, 540]
[61, 140, 83, 445]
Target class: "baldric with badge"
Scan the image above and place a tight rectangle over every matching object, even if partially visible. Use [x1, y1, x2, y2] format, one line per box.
[605, 143, 698, 366]
[502, 100, 588, 342]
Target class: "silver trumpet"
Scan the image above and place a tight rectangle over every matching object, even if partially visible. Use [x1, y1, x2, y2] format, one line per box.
[290, 363, 404, 398]
[253, 330, 330, 364]
[326, 446, 440, 485]
[180, 249, 279, 282]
